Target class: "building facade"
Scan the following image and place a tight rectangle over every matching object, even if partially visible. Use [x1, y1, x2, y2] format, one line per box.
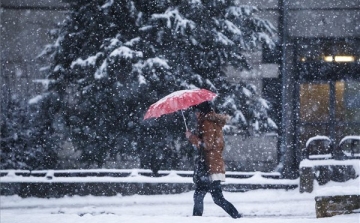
[1, 0, 68, 104]
[1, 1, 359, 177]
[278, 0, 360, 177]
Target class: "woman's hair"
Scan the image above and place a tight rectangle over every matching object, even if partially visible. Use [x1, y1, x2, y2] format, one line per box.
[194, 101, 213, 115]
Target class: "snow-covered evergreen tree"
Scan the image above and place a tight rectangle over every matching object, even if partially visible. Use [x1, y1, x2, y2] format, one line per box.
[1, 98, 31, 169]
[37, 0, 276, 170]
[0, 96, 58, 170]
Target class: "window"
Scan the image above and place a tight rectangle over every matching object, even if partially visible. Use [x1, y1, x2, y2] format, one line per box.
[300, 83, 329, 122]
[299, 81, 360, 147]
[341, 81, 360, 122]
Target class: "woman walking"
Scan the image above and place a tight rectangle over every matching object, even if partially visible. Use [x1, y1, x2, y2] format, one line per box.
[185, 101, 242, 219]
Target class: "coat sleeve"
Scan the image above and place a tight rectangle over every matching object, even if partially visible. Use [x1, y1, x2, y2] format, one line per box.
[188, 133, 202, 149]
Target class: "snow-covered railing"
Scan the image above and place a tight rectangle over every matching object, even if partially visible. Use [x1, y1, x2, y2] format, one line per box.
[0, 169, 285, 184]
[0, 169, 298, 197]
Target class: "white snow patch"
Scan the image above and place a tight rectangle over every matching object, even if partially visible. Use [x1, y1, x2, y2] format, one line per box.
[213, 31, 234, 45]
[305, 135, 331, 148]
[71, 53, 102, 69]
[28, 94, 45, 104]
[258, 98, 269, 109]
[152, 8, 195, 35]
[109, 46, 143, 59]
[53, 65, 64, 72]
[134, 57, 170, 72]
[125, 37, 141, 47]
[138, 74, 146, 85]
[267, 118, 278, 129]
[224, 20, 242, 35]
[339, 135, 360, 146]
[226, 6, 257, 18]
[32, 79, 54, 89]
[101, 0, 113, 9]
[242, 87, 252, 97]
[94, 60, 108, 79]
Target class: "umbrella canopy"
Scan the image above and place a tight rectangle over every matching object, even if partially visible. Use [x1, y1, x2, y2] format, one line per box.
[143, 89, 217, 126]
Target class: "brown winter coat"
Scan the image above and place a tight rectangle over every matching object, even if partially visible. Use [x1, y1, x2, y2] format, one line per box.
[188, 111, 228, 174]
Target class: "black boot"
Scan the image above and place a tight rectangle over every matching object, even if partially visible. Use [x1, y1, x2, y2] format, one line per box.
[232, 213, 243, 219]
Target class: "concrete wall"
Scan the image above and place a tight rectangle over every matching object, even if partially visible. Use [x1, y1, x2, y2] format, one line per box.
[1, 1, 68, 104]
[224, 134, 278, 172]
[287, 1, 360, 38]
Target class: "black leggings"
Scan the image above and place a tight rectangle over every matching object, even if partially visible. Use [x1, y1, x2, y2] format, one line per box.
[193, 180, 239, 218]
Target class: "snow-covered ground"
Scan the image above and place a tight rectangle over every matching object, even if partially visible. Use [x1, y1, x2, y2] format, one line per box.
[1, 178, 359, 223]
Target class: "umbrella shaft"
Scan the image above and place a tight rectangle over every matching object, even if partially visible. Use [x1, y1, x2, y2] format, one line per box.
[181, 110, 188, 131]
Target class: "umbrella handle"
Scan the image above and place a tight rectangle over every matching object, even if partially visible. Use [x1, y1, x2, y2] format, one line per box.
[181, 110, 188, 131]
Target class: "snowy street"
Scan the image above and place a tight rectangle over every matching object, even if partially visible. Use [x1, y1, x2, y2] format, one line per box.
[1, 180, 359, 223]
[1, 1, 360, 222]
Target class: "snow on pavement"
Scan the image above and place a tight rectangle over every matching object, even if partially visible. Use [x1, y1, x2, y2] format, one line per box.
[1, 179, 359, 223]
